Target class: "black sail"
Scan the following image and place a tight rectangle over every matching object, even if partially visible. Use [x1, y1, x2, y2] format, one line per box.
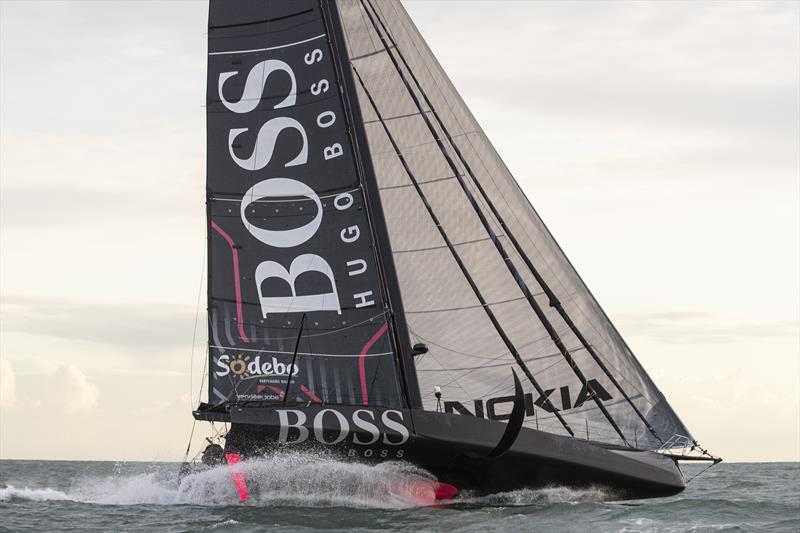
[206, 0, 413, 410]
[333, 0, 693, 450]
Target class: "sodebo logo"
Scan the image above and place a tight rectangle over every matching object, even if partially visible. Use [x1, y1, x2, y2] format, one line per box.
[215, 354, 300, 378]
[277, 409, 410, 446]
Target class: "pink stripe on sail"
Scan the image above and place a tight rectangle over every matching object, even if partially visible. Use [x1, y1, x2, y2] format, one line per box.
[359, 323, 389, 406]
[211, 221, 250, 343]
[300, 384, 322, 404]
[267, 385, 285, 398]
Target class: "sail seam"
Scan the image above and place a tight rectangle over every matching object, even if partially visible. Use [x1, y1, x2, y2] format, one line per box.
[352, 60, 575, 437]
[350, 45, 395, 61]
[208, 8, 315, 30]
[209, 33, 327, 56]
[209, 345, 393, 357]
[211, 186, 361, 203]
[418, 349, 569, 372]
[379, 174, 457, 191]
[393, 234, 506, 254]
[406, 295, 541, 314]
[364, 110, 430, 125]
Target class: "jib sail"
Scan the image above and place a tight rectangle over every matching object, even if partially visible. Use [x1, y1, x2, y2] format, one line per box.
[205, 0, 415, 410]
[333, 0, 692, 450]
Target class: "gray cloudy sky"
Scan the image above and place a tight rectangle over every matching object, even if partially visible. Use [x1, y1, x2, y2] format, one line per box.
[0, 0, 798, 462]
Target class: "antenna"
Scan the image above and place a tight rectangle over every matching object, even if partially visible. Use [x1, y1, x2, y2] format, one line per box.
[282, 313, 307, 404]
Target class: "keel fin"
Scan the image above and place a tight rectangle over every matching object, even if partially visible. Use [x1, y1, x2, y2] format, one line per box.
[224, 453, 249, 502]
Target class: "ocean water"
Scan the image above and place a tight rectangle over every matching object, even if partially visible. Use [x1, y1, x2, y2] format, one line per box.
[0, 456, 797, 532]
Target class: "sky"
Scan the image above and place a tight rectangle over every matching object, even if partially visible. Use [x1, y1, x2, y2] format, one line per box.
[0, 0, 797, 463]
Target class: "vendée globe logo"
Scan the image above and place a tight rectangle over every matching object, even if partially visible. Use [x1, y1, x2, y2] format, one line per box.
[215, 354, 300, 378]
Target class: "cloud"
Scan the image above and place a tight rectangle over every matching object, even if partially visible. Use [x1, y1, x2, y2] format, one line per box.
[0, 360, 98, 414]
[615, 311, 800, 344]
[404, 0, 799, 189]
[0, 296, 201, 351]
[54, 364, 100, 414]
[0, 358, 17, 410]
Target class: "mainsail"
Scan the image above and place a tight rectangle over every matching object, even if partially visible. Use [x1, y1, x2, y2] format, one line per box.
[204, 0, 693, 452]
[206, 0, 416, 410]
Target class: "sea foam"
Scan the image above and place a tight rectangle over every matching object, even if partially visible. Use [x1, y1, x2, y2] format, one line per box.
[1, 450, 612, 508]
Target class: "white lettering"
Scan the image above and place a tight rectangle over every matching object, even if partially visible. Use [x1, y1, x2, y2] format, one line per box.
[351, 409, 381, 445]
[333, 193, 353, 211]
[278, 410, 309, 444]
[313, 409, 349, 445]
[215, 354, 230, 376]
[304, 49, 323, 65]
[340, 225, 360, 243]
[241, 178, 322, 248]
[381, 410, 409, 445]
[346, 259, 367, 277]
[323, 143, 343, 160]
[310, 79, 329, 96]
[316, 110, 336, 128]
[353, 291, 375, 309]
[218, 59, 296, 114]
[255, 254, 342, 317]
[229, 117, 308, 170]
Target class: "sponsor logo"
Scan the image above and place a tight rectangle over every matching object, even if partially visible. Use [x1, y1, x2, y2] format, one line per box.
[277, 408, 409, 446]
[215, 38, 377, 318]
[444, 379, 613, 420]
[215, 354, 300, 378]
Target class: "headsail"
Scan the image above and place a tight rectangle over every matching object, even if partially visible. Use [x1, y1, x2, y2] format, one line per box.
[205, 0, 416, 410]
[333, 0, 692, 450]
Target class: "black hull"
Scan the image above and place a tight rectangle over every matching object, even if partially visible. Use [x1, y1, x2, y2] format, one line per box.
[204, 405, 685, 500]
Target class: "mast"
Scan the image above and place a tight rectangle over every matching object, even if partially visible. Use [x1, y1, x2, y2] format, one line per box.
[357, 0, 628, 445]
[359, 0, 661, 444]
[321, 0, 422, 409]
[353, 65, 575, 437]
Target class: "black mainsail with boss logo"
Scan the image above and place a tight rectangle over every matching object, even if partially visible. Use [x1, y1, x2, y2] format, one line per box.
[205, 0, 417, 411]
[189, 0, 720, 501]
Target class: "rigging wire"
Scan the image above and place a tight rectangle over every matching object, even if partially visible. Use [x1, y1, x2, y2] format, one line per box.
[362, 0, 630, 442]
[184, 242, 207, 463]
[352, 63, 574, 437]
[378, 0, 663, 422]
[361, 0, 641, 446]
[189, 245, 206, 406]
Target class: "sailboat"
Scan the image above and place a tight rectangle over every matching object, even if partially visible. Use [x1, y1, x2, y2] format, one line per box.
[187, 0, 720, 502]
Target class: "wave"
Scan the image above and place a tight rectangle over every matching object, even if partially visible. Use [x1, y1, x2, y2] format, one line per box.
[0, 451, 613, 509]
[462, 485, 616, 506]
[0, 485, 71, 502]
